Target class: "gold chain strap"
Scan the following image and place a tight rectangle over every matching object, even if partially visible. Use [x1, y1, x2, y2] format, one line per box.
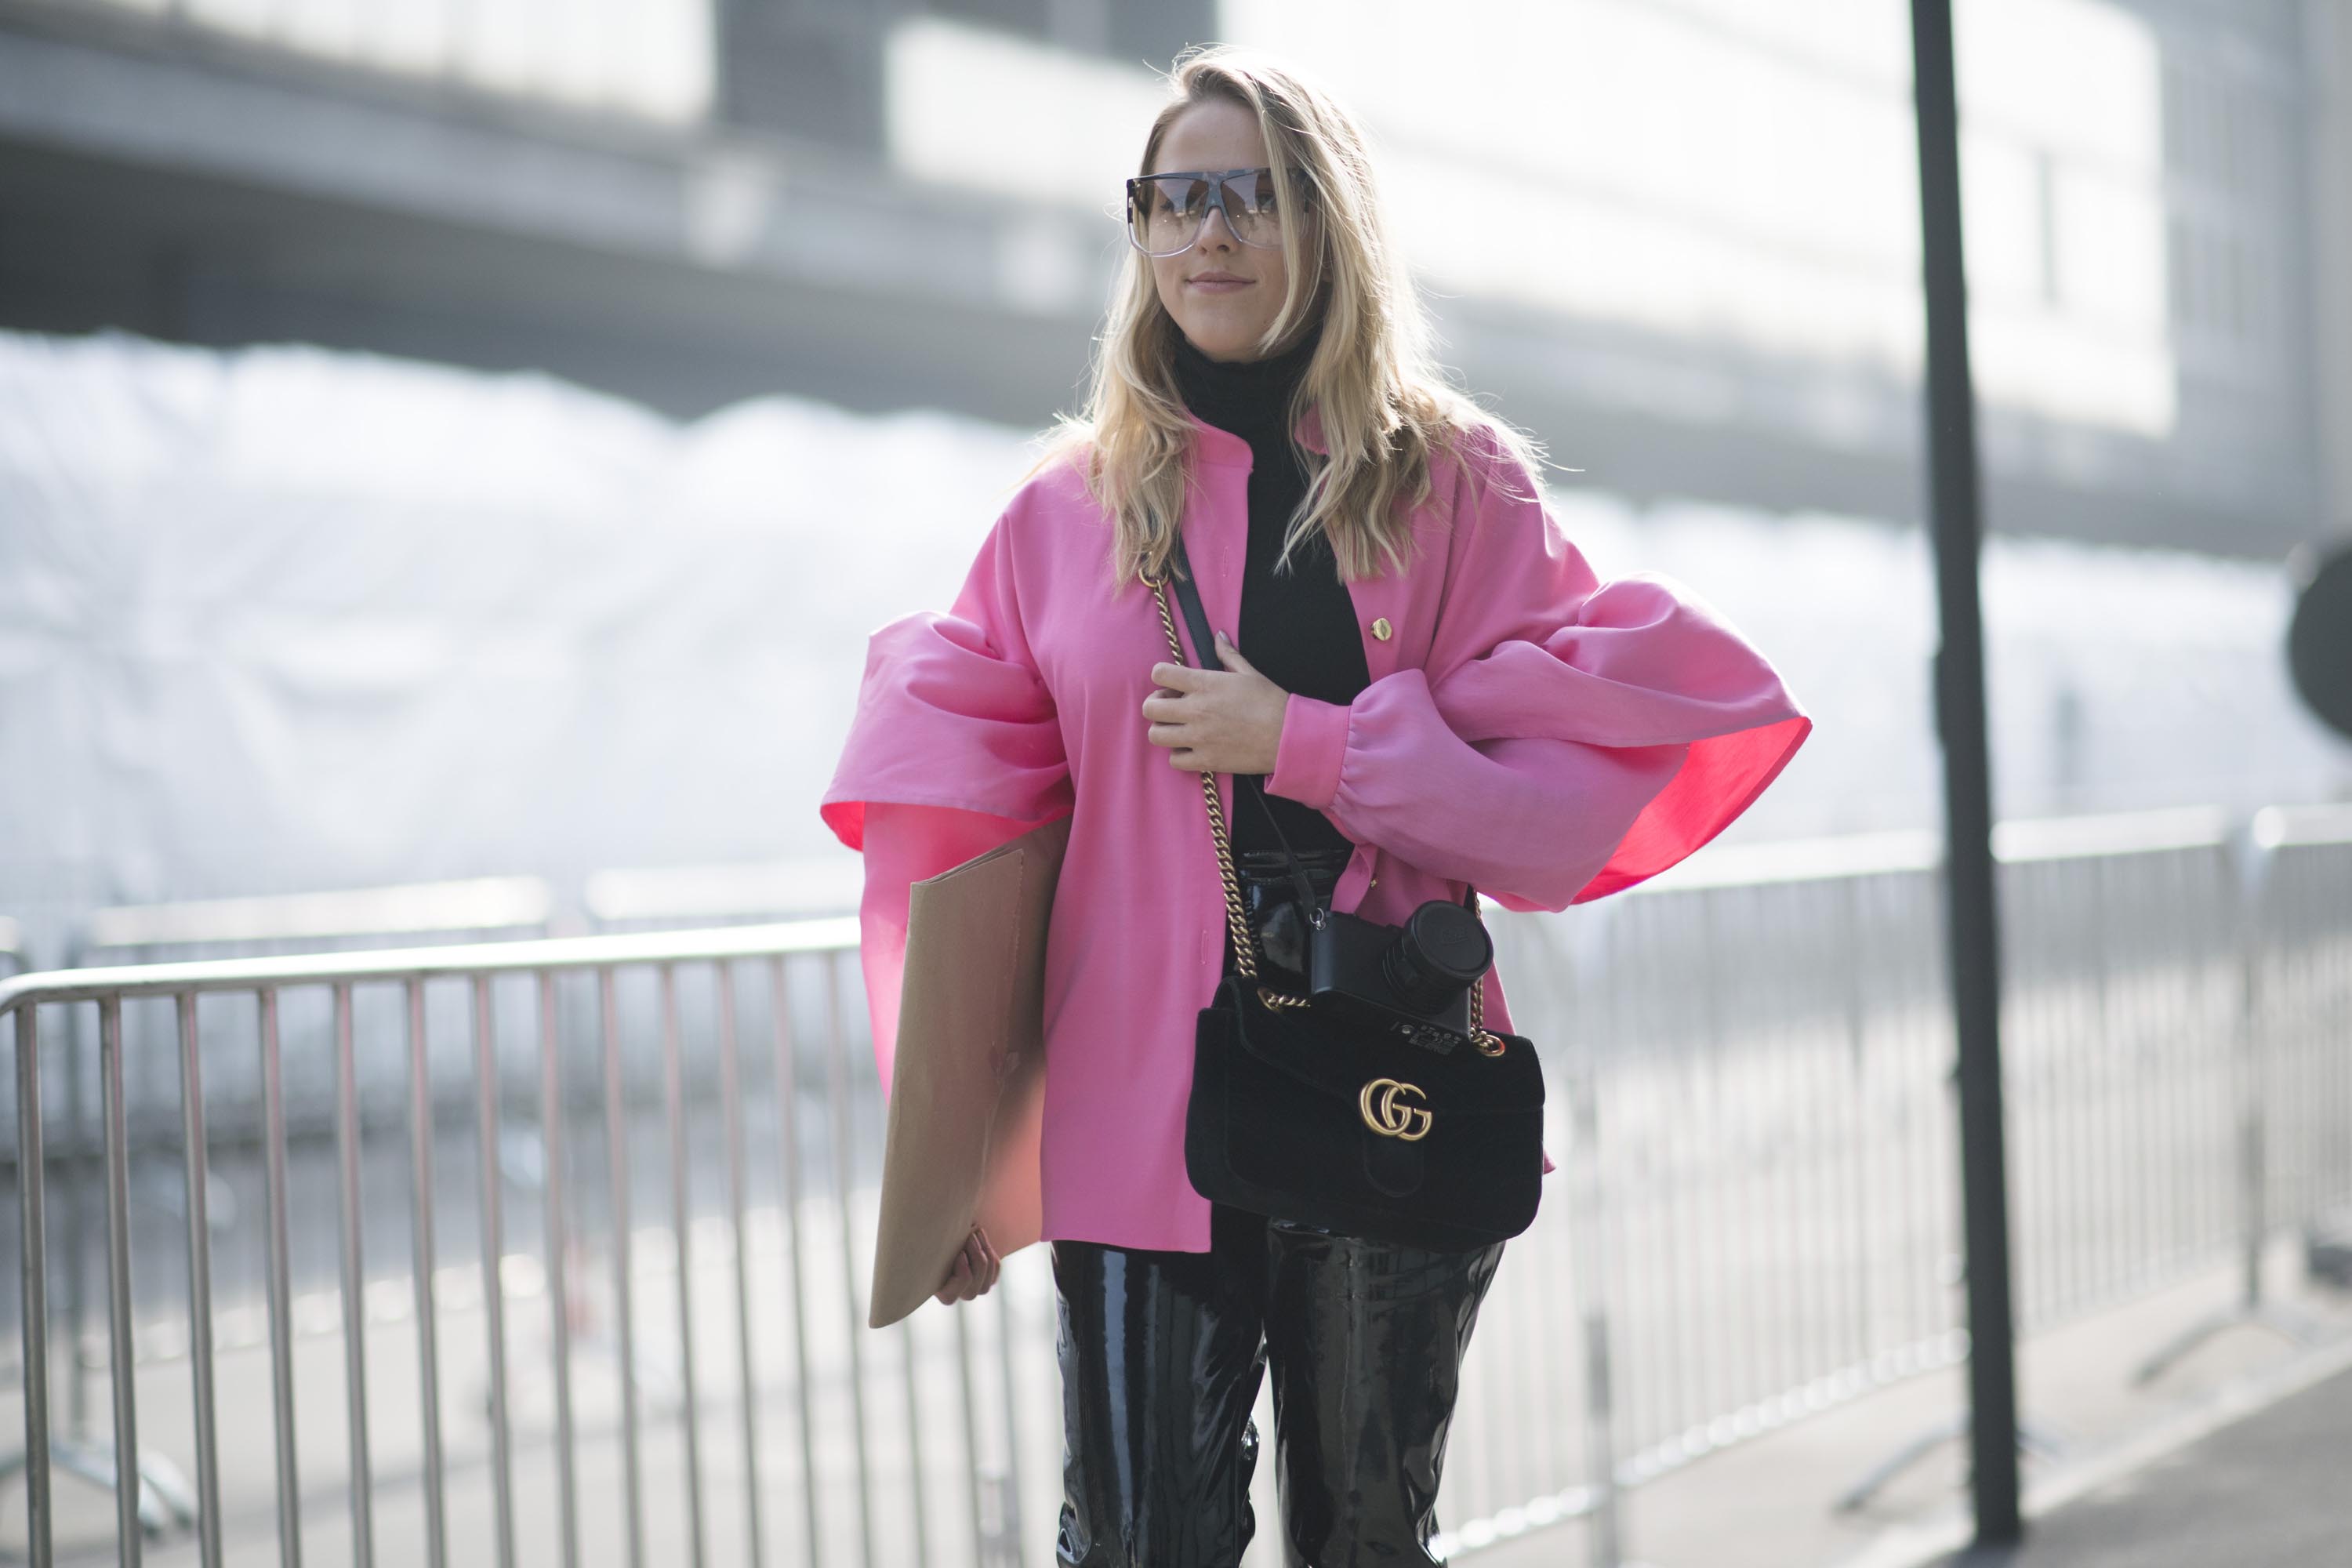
[1463, 886, 1504, 1056]
[1147, 568, 1504, 1056]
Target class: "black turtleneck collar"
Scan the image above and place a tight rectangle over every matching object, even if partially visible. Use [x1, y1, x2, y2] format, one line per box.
[1171, 328, 1318, 456]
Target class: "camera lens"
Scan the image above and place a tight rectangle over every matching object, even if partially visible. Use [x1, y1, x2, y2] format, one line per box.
[1379, 899, 1494, 1014]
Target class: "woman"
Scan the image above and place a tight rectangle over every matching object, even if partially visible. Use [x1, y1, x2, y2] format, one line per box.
[820, 46, 1812, 1568]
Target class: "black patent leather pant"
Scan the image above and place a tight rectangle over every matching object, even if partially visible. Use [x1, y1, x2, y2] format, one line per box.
[1051, 1200, 1505, 1568]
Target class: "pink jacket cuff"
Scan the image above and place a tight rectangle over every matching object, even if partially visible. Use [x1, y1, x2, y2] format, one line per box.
[1269, 692, 1350, 809]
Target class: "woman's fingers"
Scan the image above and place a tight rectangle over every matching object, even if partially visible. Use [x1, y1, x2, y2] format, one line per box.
[977, 1229, 1000, 1292]
[965, 1230, 995, 1297]
[937, 1247, 972, 1304]
[931, 1228, 1003, 1306]
[935, 1233, 985, 1305]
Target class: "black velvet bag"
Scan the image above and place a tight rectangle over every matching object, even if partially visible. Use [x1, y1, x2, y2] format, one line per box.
[1147, 541, 1545, 1254]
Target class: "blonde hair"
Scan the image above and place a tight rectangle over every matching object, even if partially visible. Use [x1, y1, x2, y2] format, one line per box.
[1025, 44, 1551, 591]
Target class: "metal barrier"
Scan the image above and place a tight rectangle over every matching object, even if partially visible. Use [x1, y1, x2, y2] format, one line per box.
[0, 918, 1053, 1568]
[1425, 803, 2352, 1562]
[1, 805, 2347, 1566]
[13, 877, 564, 1537]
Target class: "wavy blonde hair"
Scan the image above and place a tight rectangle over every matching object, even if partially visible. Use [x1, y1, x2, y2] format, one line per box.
[1025, 44, 1551, 591]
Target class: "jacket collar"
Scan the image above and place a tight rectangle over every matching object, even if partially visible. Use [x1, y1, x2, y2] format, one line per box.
[1185, 401, 1328, 467]
[1176, 392, 1401, 691]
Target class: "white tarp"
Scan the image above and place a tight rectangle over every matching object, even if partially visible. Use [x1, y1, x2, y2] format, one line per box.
[0, 327, 2341, 964]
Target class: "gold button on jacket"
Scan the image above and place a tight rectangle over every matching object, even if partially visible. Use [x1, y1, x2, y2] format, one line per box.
[1370, 616, 1393, 641]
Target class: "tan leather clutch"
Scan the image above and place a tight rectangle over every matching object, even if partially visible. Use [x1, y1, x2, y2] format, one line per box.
[866, 812, 1070, 1328]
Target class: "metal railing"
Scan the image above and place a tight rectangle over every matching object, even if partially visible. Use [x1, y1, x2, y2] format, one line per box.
[2, 920, 1022, 1568]
[14, 876, 565, 1534]
[1, 803, 2347, 1566]
[1427, 801, 2352, 1561]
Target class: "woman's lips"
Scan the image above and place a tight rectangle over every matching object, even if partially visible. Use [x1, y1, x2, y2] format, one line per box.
[1189, 277, 1253, 292]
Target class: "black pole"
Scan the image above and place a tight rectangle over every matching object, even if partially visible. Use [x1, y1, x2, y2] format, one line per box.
[1908, 0, 2022, 1545]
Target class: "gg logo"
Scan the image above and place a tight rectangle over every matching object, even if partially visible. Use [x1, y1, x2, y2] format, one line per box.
[1359, 1077, 1432, 1142]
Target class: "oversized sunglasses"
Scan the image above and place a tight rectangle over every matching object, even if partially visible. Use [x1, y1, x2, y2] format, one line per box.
[1124, 167, 1299, 257]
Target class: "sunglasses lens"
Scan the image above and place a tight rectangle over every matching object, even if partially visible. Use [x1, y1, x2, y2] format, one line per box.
[1219, 172, 1284, 247]
[1131, 176, 1207, 255]
[1128, 172, 1288, 255]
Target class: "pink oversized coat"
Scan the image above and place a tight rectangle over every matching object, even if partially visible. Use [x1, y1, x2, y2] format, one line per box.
[821, 406, 1812, 1253]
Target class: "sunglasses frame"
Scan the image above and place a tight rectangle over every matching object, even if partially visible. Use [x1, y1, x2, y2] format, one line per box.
[1123, 166, 1299, 257]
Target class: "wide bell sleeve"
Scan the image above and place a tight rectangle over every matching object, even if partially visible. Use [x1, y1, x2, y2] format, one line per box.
[1265, 427, 1811, 911]
[819, 512, 1074, 1096]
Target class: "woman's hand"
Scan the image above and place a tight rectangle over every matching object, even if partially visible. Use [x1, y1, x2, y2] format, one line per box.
[1143, 630, 1289, 775]
[935, 1225, 999, 1305]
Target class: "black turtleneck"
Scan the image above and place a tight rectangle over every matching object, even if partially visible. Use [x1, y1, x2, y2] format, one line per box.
[1171, 328, 1371, 880]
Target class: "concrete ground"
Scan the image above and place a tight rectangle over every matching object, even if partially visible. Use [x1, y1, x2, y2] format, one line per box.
[1924, 1359, 2352, 1568]
[1465, 1233, 2352, 1568]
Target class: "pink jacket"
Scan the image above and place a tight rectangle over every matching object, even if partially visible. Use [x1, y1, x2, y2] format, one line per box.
[821, 407, 1812, 1253]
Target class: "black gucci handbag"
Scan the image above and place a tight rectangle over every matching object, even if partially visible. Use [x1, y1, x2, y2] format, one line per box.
[1149, 539, 1547, 1253]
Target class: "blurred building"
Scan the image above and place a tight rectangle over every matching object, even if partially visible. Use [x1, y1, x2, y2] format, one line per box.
[1, 0, 2347, 560]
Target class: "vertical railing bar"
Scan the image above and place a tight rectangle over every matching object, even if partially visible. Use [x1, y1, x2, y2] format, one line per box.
[2235, 837, 2269, 1313]
[1535, 1018, 1581, 1477]
[1537, 922, 1580, 1485]
[2332, 850, 2350, 1212]
[1799, 887, 1829, 1399]
[98, 998, 140, 1566]
[769, 956, 824, 1568]
[1911, 887, 1941, 1348]
[332, 983, 374, 1568]
[900, 1318, 932, 1567]
[2089, 869, 2107, 1316]
[65, 998, 91, 1446]
[16, 1004, 52, 1568]
[258, 989, 302, 1567]
[1580, 1043, 1623, 1566]
[1612, 916, 1645, 1449]
[823, 957, 877, 1568]
[537, 971, 580, 1568]
[716, 963, 766, 1568]
[1798, 888, 1828, 1399]
[1842, 880, 1875, 1377]
[1699, 894, 1733, 1425]
[953, 1308, 986, 1566]
[601, 967, 647, 1568]
[474, 976, 517, 1568]
[1638, 918, 1680, 1450]
[407, 978, 448, 1568]
[1728, 895, 1764, 1415]
[1534, 940, 1571, 1495]
[2082, 860, 2107, 1311]
[178, 993, 223, 1568]
[2164, 860, 2201, 1279]
[991, 1277, 1026, 1560]
[661, 964, 708, 1566]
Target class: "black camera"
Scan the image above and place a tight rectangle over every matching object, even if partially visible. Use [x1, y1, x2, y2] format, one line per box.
[1235, 849, 1493, 1055]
